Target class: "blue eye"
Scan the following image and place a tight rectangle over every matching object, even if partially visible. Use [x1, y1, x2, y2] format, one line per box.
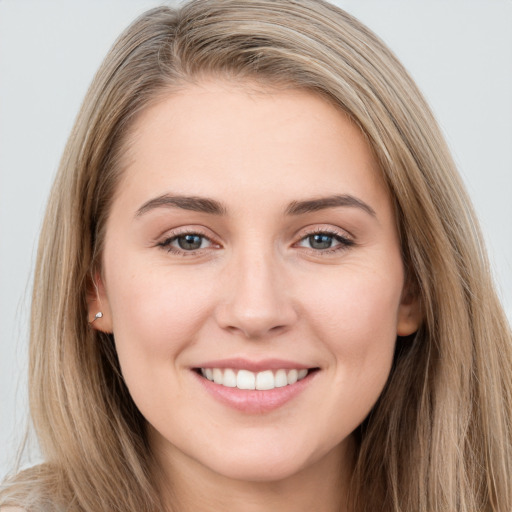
[176, 234, 205, 250]
[159, 233, 213, 252]
[308, 234, 335, 250]
[297, 231, 353, 252]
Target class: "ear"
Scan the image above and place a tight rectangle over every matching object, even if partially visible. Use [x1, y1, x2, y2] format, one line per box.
[396, 284, 422, 337]
[87, 271, 113, 333]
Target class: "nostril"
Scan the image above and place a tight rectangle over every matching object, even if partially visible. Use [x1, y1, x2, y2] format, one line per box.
[213, 284, 299, 339]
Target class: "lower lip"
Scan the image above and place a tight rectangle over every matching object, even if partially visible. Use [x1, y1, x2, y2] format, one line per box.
[193, 370, 318, 414]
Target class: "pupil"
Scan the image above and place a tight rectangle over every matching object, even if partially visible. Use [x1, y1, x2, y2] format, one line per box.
[310, 234, 332, 249]
[178, 234, 202, 250]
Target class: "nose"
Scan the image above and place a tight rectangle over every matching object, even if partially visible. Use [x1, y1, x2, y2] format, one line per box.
[214, 249, 298, 339]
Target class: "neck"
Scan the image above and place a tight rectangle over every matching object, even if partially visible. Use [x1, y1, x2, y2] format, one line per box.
[151, 433, 355, 512]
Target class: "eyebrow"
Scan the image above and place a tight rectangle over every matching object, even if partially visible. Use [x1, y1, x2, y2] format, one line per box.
[135, 194, 227, 217]
[285, 194, 376, 217]
[135, 193, 376, 218]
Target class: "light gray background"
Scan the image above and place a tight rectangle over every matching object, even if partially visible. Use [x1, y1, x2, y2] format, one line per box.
[1, 0, 511, 478]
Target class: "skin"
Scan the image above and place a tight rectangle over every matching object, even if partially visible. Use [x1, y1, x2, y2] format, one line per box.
[90, 80, 421, 512]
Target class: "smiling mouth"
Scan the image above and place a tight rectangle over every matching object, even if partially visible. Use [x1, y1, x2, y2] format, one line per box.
[196, 367, 318, 390]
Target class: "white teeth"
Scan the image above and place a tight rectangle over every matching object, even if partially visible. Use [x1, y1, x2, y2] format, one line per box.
[287, 369, 298, 385]
[223, 368, 237, 387]
[213, 368, 223, 384]
[275, 369, 288, 388]
[256, 370, 274, 390]
[237, 369, 256, 390]
[200, 367, 311, 390]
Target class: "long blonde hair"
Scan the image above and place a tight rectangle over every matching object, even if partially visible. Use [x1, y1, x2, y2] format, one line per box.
[2, 1, 511, 510]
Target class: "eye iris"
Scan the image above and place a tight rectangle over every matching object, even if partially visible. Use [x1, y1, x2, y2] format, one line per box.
[178, 234, 203, 250]
[309, 234, 333, 249]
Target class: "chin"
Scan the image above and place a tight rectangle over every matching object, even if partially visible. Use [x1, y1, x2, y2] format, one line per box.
[208, 457, 309, 483]
[197, 440, 330, 484]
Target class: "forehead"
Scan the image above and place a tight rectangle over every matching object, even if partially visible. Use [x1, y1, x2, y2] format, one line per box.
[115, 80, 389, 216]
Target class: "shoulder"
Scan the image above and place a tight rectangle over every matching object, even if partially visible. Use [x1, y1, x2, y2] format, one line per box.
[1, 462, 64, 511]
[1, 464, 50, 511]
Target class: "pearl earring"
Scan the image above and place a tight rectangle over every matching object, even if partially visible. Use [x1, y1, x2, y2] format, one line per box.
[89, 311, 103, 324]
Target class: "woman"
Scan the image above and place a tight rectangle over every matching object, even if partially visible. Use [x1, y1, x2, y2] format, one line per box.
[1, 0, 511, 510]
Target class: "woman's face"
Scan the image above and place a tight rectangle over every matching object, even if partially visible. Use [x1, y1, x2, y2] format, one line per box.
[92, 81, 420, 483]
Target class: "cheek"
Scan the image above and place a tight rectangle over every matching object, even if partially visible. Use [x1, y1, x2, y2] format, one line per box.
[304, 264, 402, 338]
[301, 264, 402, 395]
[104, 257, 216, 365]
[103, 260, 218, 422]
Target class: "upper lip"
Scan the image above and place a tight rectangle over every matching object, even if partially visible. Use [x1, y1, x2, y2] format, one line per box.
[194, 358, 315, 372]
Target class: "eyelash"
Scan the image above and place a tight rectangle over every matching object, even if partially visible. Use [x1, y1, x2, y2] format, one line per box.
[157, 227, 355, 256]
[157, 228, 217, 256]
[296, 228, 355, 255]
